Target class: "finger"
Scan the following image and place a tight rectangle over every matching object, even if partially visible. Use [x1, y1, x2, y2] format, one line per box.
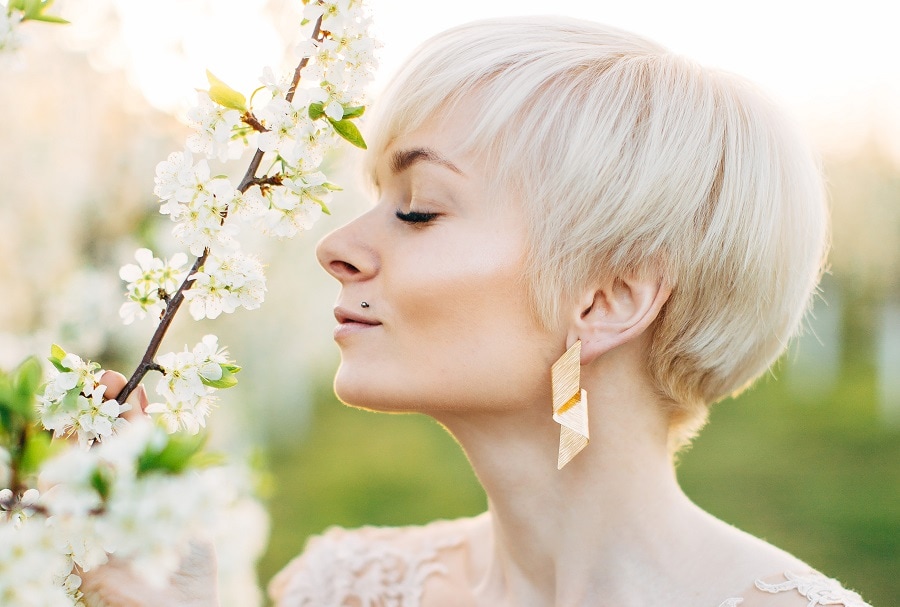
[121, 384, 150, 422]
[99, 370, 127, 400]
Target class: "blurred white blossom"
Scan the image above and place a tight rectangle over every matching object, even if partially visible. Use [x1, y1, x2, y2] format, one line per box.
[0, 520, 73, 607]
[0, 9, 23, 57]
[0, 446, 9, 489]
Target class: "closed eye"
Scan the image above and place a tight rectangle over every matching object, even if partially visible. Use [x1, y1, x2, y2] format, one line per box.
[395, 210, 440, 224]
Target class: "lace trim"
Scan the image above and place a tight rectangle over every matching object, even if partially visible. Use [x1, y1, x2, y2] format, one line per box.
[271, 526, 463, 607]
[754, 571, 872, 607]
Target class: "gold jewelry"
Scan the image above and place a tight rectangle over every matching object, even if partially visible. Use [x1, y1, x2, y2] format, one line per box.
[551, 340, 589, 469]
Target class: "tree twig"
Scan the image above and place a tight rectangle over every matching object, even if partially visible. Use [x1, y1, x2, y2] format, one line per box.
[116, 15, 325, 404]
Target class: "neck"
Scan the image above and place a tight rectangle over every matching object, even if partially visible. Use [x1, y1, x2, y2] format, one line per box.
[433, 361, 703, 606]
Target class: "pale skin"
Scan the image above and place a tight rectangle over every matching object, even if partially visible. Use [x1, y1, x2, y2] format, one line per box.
[86, 105, 809, 606]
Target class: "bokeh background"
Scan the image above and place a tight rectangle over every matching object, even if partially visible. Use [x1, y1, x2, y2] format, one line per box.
[0, 0, 897, 605]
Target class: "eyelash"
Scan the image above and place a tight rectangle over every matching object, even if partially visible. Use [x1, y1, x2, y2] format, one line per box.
[395, 210, 440, 224]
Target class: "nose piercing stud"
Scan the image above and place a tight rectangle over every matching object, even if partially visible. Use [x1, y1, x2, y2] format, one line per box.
[361, 301, 370, 308]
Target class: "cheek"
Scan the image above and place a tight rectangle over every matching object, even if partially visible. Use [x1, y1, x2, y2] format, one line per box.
[376, 234, 554, 409]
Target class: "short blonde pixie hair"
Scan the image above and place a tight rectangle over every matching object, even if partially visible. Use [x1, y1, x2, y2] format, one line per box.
[365, 17, 829, 449]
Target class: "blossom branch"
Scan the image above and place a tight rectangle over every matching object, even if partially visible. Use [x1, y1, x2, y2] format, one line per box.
[117, 15, 326, 404]
[117, 254, 206, 403]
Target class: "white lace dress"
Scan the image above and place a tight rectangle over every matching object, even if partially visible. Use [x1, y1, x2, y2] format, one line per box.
[269, 519, 873, 607]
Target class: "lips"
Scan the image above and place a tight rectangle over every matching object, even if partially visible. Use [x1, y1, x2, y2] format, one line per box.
[333, 306, 381, 326]
[332, 306, 382, 342]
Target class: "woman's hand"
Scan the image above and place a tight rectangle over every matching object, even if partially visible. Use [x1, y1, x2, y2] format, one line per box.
[98, 371, 149, 424]
[77, 373, 219, 607]
[80, 541, 219, 607]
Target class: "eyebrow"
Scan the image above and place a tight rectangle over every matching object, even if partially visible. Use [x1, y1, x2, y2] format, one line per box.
[390, 147, 463, 176]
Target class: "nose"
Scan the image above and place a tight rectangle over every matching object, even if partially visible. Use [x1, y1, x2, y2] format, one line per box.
[315, 209, 380, 283]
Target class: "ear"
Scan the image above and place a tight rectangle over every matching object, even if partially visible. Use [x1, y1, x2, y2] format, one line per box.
[566, 276, 671, 364]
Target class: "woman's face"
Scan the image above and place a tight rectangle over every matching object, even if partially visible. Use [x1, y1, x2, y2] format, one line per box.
[316, 113, 562, 414]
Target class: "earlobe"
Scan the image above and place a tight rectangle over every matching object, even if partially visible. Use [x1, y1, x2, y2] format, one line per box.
[567, 277, 671, 364]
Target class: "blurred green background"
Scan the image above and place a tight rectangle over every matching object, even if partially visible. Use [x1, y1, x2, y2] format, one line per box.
[0, 2, 897, 606]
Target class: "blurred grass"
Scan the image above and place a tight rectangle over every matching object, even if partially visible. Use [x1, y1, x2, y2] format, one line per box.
[257, 361, 898, 606]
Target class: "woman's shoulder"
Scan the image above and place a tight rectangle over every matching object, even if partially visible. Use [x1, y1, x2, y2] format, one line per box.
[268, 513, 486, 607]
[718, 570, 873, 607]
[699, 511, 873, 607]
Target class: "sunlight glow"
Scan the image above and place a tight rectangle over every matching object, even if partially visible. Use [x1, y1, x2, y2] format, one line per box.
[60, 0, 899, 160]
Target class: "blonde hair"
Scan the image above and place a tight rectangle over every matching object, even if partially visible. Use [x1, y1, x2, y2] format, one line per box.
[365, 16, 829, 449]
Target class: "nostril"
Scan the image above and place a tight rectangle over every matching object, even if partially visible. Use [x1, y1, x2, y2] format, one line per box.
[330, 260, 360, 276]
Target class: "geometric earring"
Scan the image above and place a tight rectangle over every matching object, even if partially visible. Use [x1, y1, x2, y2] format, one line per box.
[550, 340, 590, 469]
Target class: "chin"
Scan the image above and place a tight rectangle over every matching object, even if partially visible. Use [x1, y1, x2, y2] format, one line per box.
[331, 365, 418, 413]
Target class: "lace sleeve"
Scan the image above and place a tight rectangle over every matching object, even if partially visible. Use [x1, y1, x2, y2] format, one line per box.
[718, 571, 873, 607]
[268, 524, 463, 607]
[754, 572, 872, 606]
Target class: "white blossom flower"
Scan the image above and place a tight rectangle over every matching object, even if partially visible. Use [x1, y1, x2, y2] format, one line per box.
[259, 65, 290, 98]
[0, 446, 10, 489]
[186, 92, 244, 162]
[0, 10, 23, 57]
[0, 520, 72, 607]
[184, 253, 267, 320]
[257, 95, 320, 159]
[38, 357, 129, 449]
[0, 488, 41, 529]
[303, 0, 370, 37]
[146, 393, 216, 435]
[155, 352, 208, 403]
[153, 149, 200, 204]
[119, 248, 189, 324]
[229, 185, 267, 220]
[150, 336, 234, 433]
[263, 180, 325, 238]
[167, 177, 240, 256]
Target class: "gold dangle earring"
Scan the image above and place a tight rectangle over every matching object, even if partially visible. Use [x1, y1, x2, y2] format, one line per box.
[551, 340, 589, 469]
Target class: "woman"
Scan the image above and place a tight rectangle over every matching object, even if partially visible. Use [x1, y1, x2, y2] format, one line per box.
[88, 15, 872, 607]
[269, 15, 876, 607]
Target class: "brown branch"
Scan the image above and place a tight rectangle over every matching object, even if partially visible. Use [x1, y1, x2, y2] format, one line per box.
[118, 253, 206, 403]
[241, 111, 268, 133]
[287, 16, 324, 103]
[117, 14, 327, 404]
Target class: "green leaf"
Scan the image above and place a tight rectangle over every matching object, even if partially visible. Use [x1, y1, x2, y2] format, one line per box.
[137, 432, 207, 476]
[342, 105, 365, 119]
[188, 450, 227, 470]
[308, 102, 325, 120]
[9, 358, 42, 423]
[200, 364, 238, 389]
[14, 358, 42, 399]
[328, 117, 367, 149]
[206, 70, 247, 112]
[22, 0, 40, 17]
[9, 0, 27, 11]
[26, 13, 69, 23]
[50, 344, 66, 362]
[316, 200, 331, 215]
[20, 429, 55, 477]
[90, 465, 113, 501]
[0, 370, 15, 435]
